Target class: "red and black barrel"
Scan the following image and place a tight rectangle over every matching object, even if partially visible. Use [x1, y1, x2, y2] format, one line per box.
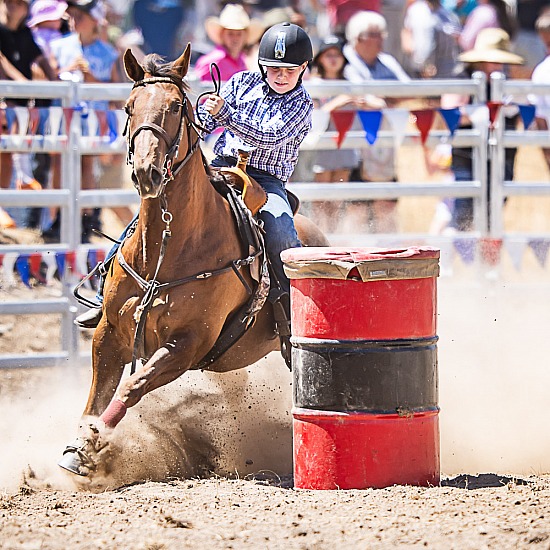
[281, 246, 440, 490]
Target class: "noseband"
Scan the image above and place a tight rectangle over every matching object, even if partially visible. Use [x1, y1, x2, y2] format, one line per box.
[124, 76, 203, 189]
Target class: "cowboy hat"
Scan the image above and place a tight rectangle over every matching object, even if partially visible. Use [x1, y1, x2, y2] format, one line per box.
[205, 4, 264, 46]
[458, 28, 524, 65]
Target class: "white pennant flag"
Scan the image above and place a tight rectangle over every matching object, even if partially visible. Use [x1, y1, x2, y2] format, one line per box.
[504, 238, 526, 272]
[86, 109, 98, 139]
[1, 252, 18, 287]
[115, 109, 127, 145]
[48, 107, 63, 136]
[302, 109, 330, 148]
[382, 108, 409, 149]
[14, 106, 29, 135]
[463, 104, 489, 134]
[76, 247, 90, 286]
[41, 252, 58, 284]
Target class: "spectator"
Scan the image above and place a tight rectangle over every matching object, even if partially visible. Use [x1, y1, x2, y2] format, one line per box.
[48, 0, 123, 242]
[529, 12, 550, 169]
[444, 28, 523, 232]
[0, 0, 57, 229]
[343, 10, 410, 233]
[459, 0, 516, 52]
[194, 3, 263, 82]
[28, 0, 68, 60]
[324, 0, 381, 38]
[307, 35, 360, 232]
[514, 0, 548, 78]
[132, 0, 185, 60]
[402, 0, 463, 78]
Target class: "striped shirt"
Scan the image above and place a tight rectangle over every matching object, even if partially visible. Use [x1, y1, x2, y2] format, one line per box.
[198, 71, 313, 182]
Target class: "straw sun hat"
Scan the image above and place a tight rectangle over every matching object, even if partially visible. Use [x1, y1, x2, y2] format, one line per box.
[458, 28, 524, 65]
[205, 4, 264, 46]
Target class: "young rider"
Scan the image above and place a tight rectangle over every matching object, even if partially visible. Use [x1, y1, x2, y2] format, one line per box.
[75, 22, 314, 356]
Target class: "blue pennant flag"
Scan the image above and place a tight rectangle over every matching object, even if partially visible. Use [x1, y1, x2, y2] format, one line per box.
[357, 110, 383, 145]
[5, 108, 15, 132]
[453, 238, 477, 265]
[106, 110, 118, 143]
[518, 104, 536, 130]
[439, 107, 461, 136]
[15, 255, 31, 287]
[55, 252, 66, 279]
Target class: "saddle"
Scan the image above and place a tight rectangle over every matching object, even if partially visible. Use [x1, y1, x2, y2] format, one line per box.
[211, 150, 300, 216]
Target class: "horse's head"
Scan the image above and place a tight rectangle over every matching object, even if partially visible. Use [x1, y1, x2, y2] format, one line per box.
[123, 46, 196, 199]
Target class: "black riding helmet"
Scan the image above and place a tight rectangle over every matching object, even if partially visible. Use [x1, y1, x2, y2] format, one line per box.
[258, 22, 313, 90]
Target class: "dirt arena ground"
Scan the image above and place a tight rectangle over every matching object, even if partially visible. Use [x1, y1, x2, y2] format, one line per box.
[1, 143, 550, 549]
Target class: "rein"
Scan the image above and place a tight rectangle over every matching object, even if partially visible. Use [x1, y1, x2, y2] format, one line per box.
[118, 70, 265, 375]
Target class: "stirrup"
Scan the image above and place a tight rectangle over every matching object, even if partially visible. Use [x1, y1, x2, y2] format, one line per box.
[73, 260, 109, 309]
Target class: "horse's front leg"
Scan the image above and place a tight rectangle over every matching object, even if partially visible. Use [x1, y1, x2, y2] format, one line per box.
[58, 320, 131, 477]
[100, 331, 204, 425]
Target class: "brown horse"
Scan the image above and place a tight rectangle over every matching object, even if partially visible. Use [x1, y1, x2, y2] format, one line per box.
[59, 46, 328, 476]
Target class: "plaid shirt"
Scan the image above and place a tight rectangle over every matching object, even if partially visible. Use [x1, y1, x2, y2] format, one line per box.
[198, 71, 313, 182]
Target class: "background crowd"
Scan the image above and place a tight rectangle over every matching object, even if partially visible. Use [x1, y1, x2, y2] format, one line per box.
[1, 0, 550, 239]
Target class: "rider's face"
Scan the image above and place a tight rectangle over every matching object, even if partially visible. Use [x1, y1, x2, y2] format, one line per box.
[265, 63, 307, 94]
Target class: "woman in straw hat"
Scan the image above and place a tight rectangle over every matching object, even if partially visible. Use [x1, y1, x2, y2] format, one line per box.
[437, 28, 524, 233]
[194, 3, 263, 82]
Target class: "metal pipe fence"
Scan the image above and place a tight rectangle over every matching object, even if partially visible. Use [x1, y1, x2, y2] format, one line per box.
[0, 73, 545, 368]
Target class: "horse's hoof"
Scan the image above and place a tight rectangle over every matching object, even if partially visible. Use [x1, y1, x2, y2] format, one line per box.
[58, 439, 94, 477]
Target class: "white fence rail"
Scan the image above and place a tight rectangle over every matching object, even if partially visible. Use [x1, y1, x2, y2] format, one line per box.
[0, 73, 547, 368]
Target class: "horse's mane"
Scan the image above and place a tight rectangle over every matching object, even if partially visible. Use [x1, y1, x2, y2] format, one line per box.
[141, 53, 190, 92]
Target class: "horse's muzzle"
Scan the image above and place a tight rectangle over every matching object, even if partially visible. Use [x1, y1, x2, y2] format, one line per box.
[132, 164, 164, 199]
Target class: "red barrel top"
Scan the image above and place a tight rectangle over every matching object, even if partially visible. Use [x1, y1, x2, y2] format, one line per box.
[282, 246, 440, 282]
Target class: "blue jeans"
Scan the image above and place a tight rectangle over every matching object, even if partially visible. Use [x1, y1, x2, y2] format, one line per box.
[211, 156, 302, 295]
[97, 158, 301, 302]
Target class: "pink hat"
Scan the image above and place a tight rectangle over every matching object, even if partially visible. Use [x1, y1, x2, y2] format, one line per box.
[28, 0, 68, 27]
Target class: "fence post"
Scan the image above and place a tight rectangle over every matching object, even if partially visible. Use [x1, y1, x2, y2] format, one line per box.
[489, 72, 506, 238]
[471, 71, 488, 234]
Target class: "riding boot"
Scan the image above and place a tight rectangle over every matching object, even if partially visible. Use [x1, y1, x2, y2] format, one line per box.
[269, 288, 292, 369]
[74, 258, 109, 329]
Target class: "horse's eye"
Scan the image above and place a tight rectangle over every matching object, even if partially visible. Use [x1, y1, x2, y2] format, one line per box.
[171, 102, 181, 114]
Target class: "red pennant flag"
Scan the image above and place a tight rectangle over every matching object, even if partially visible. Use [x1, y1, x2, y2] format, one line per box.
[96, 248, 106, 263]
[411, 109, 435, 145]
[96, 110, 108, 137]
[62, 108, 74, 134]
[65, 250, 77, 274]
[29, 253, 46, 283]
[0, 109, 6, 136]
[28, 108, 40, 135]
[487, 101, 502, 129]
[479, 237, 502, 266]
[330, 110, 356, 149]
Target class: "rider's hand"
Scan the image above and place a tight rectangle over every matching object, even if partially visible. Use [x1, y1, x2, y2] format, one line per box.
[204, 94, 224, 116]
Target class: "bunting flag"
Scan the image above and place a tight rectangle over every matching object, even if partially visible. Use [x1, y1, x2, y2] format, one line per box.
[41, 252, 58, 284]
[62, 108, 74, 134]
[383, 108, 410, 149]
[2, 252, 18, 286]
[518, 104, 536, 130]
[479, 237, 502, 266]
[463, 104, 489, 133]
[357, 110, 382, 145]
[98, 110, 110, 138]
[14, 106, 29, 135]
[453, 237, 477, 264]
[330, 110, 356, 148]
[0, 109, 6, 135]
[15, 255, 31, 287]
[49, 107, 63, 136]
[487, 101, 502, 129]
[55, 251, 66, 279]
[28, 108, 41, 135]
[528, 239, 550, 268]
[106, 110, 118, 142]
[411, 109, 435, 145]
[504, 239, 526, 271]
[4, 107, 15, 132]
[85, 109, 98, 138]
[439, 107, 461, 136]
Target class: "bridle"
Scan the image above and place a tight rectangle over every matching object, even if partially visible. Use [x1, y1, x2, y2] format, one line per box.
[123, 75, 205, 193]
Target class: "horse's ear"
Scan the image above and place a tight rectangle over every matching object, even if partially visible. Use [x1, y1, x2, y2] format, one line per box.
[172, 44, 191, 79]
[124, 48, 145, 82]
